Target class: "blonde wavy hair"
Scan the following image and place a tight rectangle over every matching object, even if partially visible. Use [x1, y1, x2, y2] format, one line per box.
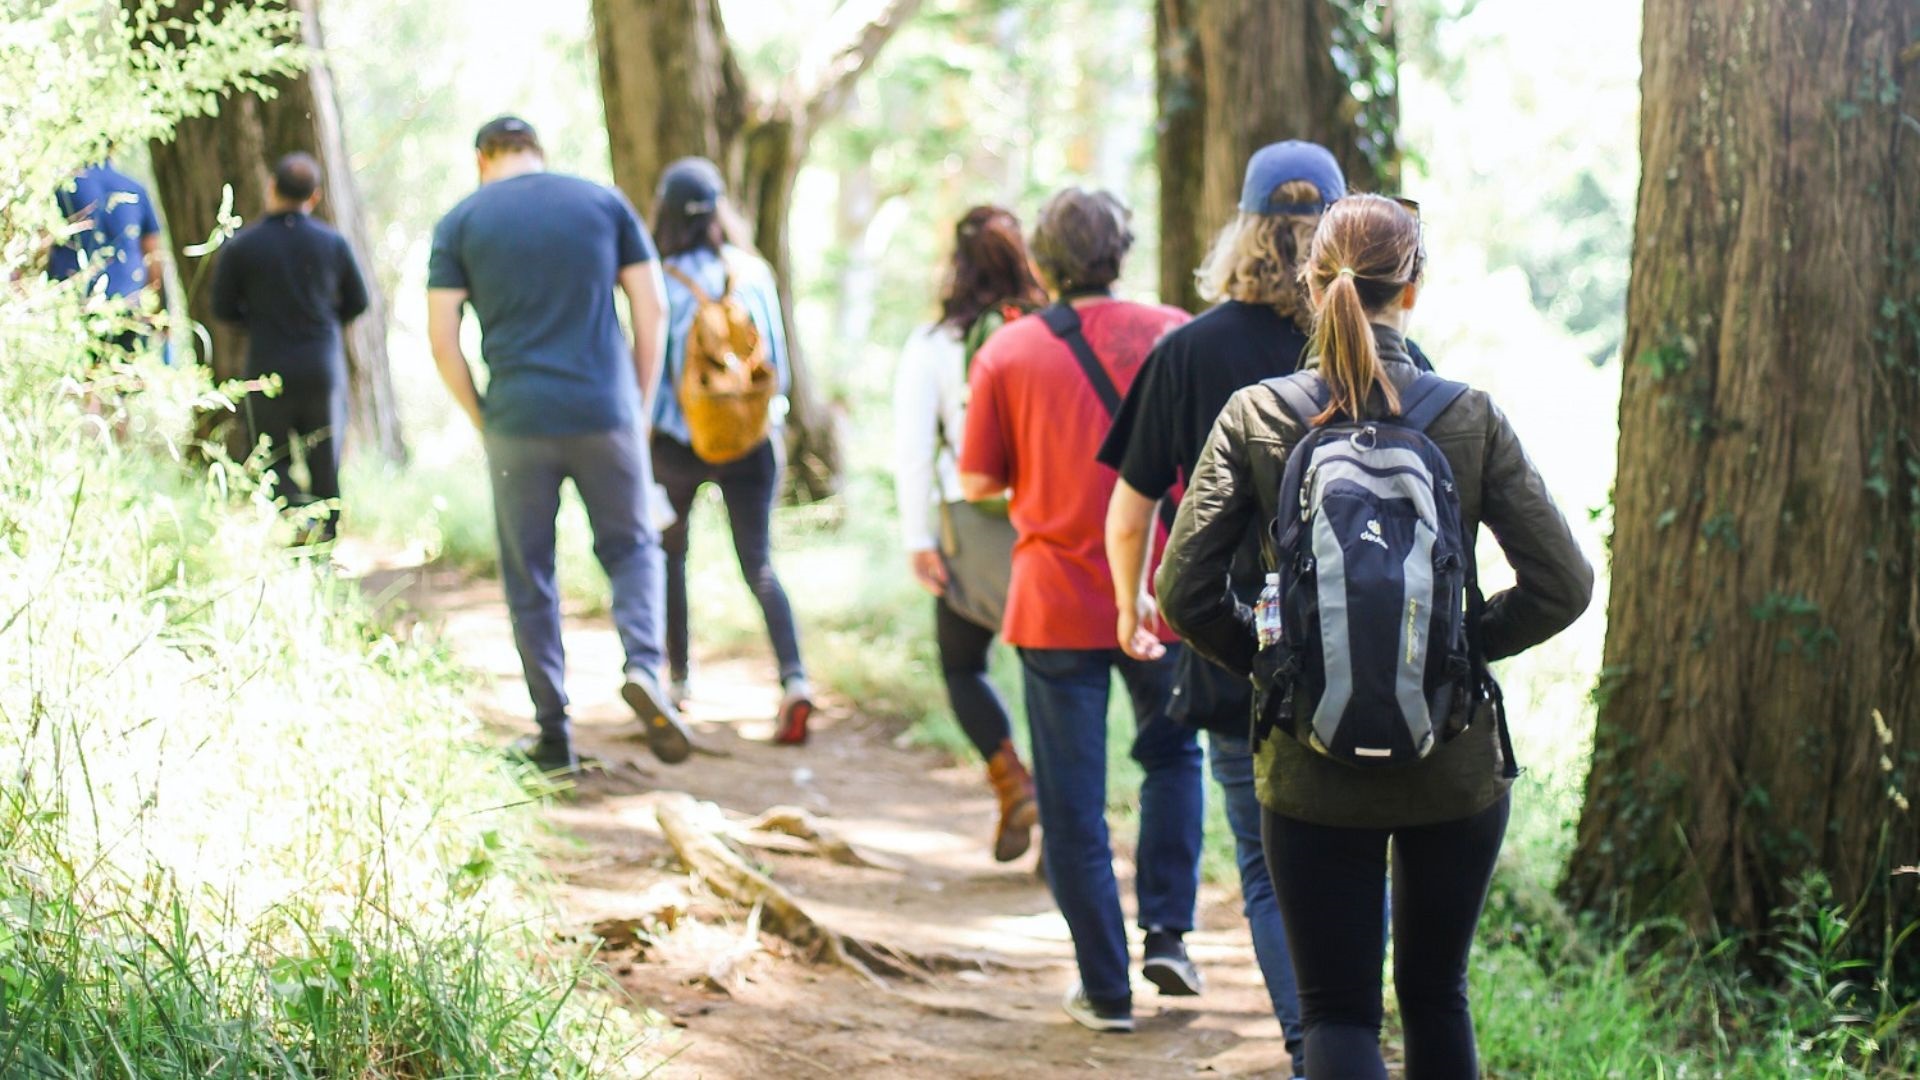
[1193, 180, 1326, 321]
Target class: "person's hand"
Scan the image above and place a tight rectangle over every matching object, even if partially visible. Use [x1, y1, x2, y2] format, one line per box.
[465, 402, 486, 433]
[909, 549, 948, 596]
[1118, 592, 1167, 661]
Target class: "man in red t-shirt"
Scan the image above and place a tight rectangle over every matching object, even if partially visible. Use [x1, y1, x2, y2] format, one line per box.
[959, 188, 1203, 1035]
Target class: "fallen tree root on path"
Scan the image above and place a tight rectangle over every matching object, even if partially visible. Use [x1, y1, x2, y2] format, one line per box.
[735, 805, 901, 870]
[655, 794, 929, 987]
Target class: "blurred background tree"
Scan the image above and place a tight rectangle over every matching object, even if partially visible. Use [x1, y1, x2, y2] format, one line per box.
[1156, 0, 1400, 313]
[130, 0, 405, 461]
[591, 0, 922, 499]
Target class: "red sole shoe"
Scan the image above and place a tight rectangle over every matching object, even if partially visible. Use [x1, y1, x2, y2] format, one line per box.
[773, 698, 812, 745]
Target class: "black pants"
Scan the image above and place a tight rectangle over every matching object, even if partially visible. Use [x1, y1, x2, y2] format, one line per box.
[934, 598, 1013, 760]
[653, 434, 804, 686]
[1263, 793, 1510, 1080]
[246, 377, 346, 538]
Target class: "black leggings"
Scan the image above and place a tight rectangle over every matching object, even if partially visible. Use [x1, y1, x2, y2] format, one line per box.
[934, 598, 1013, 761]
[653, 435, 804, 686]
[1263, 793, 1509, 1080]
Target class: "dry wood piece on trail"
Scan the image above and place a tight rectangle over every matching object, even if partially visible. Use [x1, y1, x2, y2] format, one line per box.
[734, 805, 901, 870]
[655, 794, 928, 986]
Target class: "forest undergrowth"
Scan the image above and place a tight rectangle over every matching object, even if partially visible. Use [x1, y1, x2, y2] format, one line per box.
[0, 4, 654, 1075]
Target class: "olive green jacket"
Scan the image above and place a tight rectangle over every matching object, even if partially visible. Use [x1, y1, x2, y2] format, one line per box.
[1156, 326, 1595, 828]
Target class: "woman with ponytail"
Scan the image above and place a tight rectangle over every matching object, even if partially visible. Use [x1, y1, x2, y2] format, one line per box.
[1157, 195, 1595, 1078]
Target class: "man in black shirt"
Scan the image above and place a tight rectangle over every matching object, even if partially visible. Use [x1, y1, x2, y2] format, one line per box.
[1097, 141, 1427, 1078]
[212, 152, 371, 542]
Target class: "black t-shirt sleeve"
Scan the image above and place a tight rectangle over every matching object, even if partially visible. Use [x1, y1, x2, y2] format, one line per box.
[336, 236, 370, 322]
[611, 190, 658, 268]
[1096, 342, 1182, 499]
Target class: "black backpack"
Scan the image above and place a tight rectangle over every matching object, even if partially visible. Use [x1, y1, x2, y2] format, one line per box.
[1260, 371, 1516, 775]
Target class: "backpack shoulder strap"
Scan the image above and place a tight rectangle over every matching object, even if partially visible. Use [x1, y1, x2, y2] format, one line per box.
[1395, 374, 1471, 433]
[662, 261, 713, 306]
[1039, 303, 1175, 530]
[1039, 303, 1122, 415]
[1263, 371, 1331, 427]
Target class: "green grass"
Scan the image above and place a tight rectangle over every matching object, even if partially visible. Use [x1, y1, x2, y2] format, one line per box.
[0, 343, 657, 1075]
[0, 9, 662, 1072]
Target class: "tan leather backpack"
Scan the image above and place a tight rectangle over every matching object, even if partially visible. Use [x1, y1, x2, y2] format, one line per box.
[665, 258, 776, 464]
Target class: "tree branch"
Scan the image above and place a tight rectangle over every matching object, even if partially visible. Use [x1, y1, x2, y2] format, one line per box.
[782, 0, 924, 138]
[707, 0, 754, 143]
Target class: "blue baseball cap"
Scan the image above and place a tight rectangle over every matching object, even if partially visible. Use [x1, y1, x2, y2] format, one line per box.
[1238, 140, 1346, 215]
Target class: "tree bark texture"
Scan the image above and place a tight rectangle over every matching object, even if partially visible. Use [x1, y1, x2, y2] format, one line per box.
[592, 0, 921, 500]
[1567, 0, 1919, 959]
[1157, 0, 1393, 314]
[139, 0, 405, 462]
[1155, 0, 1207, 313]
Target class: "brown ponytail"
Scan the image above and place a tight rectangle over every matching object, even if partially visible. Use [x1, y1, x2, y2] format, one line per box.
[1301, 195, 1424, 424]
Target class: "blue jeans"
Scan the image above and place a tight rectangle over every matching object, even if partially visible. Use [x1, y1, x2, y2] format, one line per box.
[484, 424, 666, 741]
[1019, 646, 1204, 1007]
[1210, 733, 1305, 1061]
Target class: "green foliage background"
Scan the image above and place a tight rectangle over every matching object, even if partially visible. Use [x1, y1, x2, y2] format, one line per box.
[0, 3, 653, 1074]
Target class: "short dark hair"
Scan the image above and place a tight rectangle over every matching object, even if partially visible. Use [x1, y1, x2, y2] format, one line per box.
[272, 152, 321, 202]
[1030, 188, 1133, 294]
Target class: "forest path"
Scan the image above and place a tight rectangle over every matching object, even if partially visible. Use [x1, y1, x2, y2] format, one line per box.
[350, 546, 1301, 1079]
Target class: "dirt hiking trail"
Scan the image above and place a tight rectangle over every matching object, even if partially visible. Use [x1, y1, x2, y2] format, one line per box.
[359, 551, 1313, 1079]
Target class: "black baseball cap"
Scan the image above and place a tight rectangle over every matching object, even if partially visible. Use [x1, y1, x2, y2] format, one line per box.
[474, 115, 541, 153]
[657, 157, 726, 217]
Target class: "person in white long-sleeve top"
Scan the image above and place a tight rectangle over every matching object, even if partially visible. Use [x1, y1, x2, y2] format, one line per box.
[891, 205, 1048, 862]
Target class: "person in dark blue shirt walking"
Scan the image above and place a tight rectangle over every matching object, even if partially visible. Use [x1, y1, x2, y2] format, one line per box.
[50, 157, 164, 357]
[427, 116, 689, 775]
[212, 153, 370, 543]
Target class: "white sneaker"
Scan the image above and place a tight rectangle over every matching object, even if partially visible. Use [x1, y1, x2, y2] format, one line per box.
[1061, 982, 1134, 1033]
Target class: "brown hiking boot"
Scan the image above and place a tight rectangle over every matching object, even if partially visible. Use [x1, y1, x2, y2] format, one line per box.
[987, 740, 1038, 863]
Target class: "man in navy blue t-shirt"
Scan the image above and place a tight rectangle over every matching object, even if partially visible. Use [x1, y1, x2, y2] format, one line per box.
[427, 115, 689, 774]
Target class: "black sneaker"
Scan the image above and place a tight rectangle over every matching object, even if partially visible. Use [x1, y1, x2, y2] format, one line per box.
[1061, 982, 1133, 1033]
[1141, 930, 1203, 996]
[623, 669, 693, 764]
[510, 733, 579, 775]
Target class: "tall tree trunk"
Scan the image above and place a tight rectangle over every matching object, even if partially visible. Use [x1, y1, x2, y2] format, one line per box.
[275, 0, 403, 462]
[139, 0, 404, 462]
[1566, 0, 1919, 963]
[1159, 0, 1396, 314]
[1155, 0, 1206, 312]
[592, 0, 920, 501]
